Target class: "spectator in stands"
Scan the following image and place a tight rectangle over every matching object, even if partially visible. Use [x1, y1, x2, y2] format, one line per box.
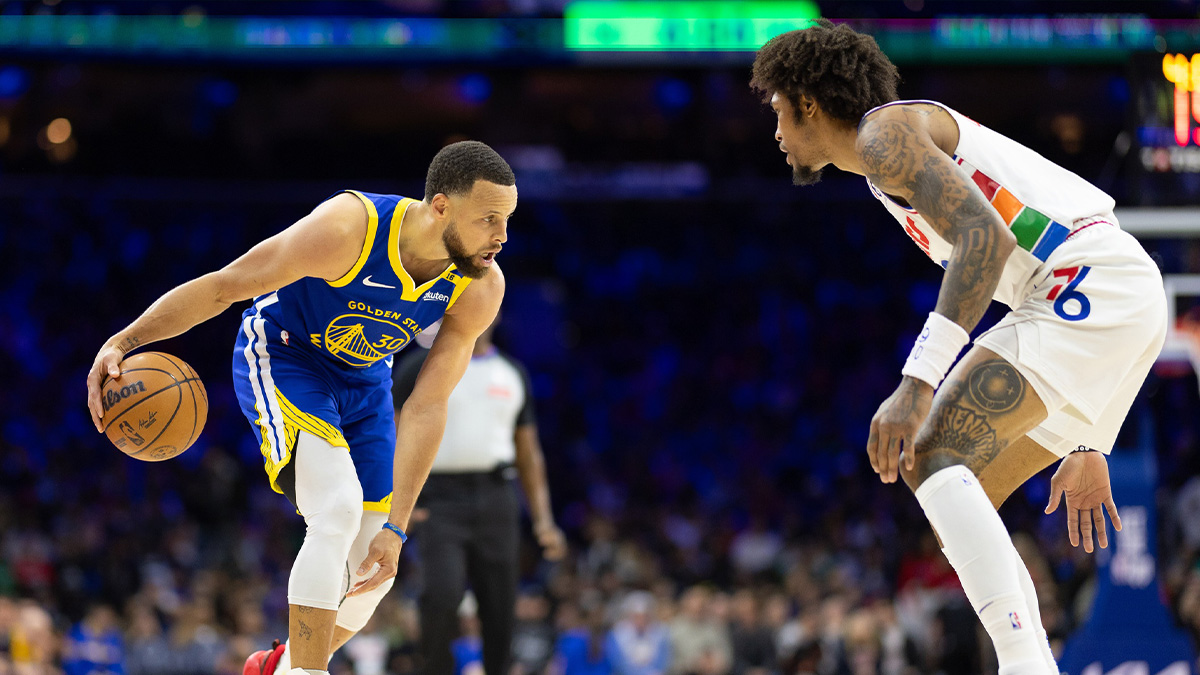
[124, 602, 169, 675]
[63, 604, 124, 675]
[450, 598, 484, 675]
[669, 585, 730, 675]
[606, 592, 670, 675]
[728, 591, 774, 675]
[552, 602, 612, 675]
[511, 590, 558, 674]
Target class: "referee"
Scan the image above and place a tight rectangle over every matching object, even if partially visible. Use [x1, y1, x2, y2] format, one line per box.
[393, 318, 567, 675]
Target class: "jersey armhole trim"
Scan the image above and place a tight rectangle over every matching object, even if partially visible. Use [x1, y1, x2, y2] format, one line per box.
[445, 276, 473, 311]
[328, 190, 379, 288]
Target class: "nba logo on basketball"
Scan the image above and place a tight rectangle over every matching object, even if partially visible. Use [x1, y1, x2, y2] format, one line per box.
[1009, 612, 1022, 629]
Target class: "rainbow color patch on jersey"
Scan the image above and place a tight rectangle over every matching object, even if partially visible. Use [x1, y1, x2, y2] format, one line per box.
[861, 99, 1117, 310]
[956, 157, 1071, 262]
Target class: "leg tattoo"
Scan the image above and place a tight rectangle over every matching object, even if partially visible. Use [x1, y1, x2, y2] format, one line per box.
[967, 362, 1025, 413]
[917, 360, 1027, 480]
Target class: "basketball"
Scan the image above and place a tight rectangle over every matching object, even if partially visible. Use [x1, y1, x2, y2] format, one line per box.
[100, 351, 208, 461]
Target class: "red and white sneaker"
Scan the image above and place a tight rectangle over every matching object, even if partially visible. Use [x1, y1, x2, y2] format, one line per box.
[243, 639, 286, 675]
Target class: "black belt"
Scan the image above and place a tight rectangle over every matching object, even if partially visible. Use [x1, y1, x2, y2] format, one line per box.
[426, 463, 517, 485]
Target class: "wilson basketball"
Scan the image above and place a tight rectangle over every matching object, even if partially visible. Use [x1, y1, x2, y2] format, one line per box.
[100, 351, 208, 461]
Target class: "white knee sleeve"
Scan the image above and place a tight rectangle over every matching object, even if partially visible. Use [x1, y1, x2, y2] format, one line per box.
[335, 510, 396, 632]
[915, 466, 1045, 673]
[1013, 548, 1058, 674]
[288, 432, 365, 611]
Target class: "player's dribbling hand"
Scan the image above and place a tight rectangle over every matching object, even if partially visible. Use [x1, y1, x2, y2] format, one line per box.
[534, 521, 568, 561]
[86, 344, 127, 432]
[348, 529, 403, 597]
[1045, 451, 1121, 554]
[867, 377, 933, 484]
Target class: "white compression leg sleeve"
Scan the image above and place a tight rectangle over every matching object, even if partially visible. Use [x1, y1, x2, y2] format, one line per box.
[288, 431, 365, 611]
[1014, 548, 1058, 674]
[915, 466, 1046, 675]
[335, 509, 396, 632]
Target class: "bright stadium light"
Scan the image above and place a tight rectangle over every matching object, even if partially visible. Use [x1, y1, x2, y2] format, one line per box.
[564, 1, 821, 52]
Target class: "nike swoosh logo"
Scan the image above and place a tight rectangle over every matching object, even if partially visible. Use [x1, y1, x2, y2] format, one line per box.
[362, 275, 396, 289]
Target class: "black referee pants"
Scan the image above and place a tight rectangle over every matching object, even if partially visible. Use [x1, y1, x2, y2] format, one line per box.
[416, 470, 520, 675]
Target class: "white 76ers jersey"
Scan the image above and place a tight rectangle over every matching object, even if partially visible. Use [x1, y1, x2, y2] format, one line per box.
[862, 100, 1116, 308]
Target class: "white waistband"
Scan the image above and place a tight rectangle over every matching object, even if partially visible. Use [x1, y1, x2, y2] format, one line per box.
[1067, 213, 1118, 241]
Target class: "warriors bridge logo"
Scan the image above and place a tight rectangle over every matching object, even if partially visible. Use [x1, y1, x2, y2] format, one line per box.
[323, 314, 413, 367]
[319, 301, 424, 367]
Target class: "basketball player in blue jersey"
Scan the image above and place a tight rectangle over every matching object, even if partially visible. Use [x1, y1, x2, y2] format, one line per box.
[85, 141, 517, 675]
[752, 21, 1166, 675]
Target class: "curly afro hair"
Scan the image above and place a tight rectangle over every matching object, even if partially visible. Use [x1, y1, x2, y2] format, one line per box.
[751, 20, 900, 124]
[425, 140, 515, 200]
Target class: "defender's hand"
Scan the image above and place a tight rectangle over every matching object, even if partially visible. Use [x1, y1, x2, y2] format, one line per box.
[1045, 451, 1121, 553]
[867, 377, 934, 484]
[534, 521, 567, 561]
[348, 529, 403, 597]
[87, 345, 126, 432]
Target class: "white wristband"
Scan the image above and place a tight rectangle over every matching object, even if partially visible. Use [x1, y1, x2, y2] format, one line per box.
[901, 312, 970, 390]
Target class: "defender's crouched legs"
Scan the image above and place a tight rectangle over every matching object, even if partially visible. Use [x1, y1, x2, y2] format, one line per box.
[900, 347, 1055, 674]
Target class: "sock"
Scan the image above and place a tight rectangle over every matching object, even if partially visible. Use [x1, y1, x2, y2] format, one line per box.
[273, 641, 291, 675]
[1013, 548, 1058, 674]
[915, 466, 1044, 673]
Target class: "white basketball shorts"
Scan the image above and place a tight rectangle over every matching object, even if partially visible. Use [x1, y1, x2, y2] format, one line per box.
[974, 215, 1167, 457]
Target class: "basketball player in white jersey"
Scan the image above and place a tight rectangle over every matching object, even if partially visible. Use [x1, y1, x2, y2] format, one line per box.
[752, 20, 1166, 674]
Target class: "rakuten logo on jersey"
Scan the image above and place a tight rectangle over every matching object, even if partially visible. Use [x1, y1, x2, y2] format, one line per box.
[422, 291, 450, 303]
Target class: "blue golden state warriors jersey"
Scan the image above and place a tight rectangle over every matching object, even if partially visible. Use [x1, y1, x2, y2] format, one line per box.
[251, 190, 473, 379]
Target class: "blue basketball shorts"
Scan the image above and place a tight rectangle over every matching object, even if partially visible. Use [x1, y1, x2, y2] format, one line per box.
[233, 307, 395, 514]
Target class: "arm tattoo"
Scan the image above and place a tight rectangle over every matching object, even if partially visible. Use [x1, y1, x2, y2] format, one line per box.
[859, 112, 1012, 331]
[297, 619, 313, 640]
[117, 336, 141, 354]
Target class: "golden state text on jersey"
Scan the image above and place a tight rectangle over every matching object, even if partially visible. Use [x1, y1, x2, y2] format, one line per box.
[247, 190, 472, 375]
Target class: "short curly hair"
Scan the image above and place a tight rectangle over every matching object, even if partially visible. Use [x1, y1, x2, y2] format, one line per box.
[425, 140, 515, 200]
[750, 20, 900, 124]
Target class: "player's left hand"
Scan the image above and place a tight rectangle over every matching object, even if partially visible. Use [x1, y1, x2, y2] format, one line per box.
[348, 528, 403, 597]
[1045, 451, 1121, 553]
[534, 521, 568, 561]
[867, 377, 934, 484]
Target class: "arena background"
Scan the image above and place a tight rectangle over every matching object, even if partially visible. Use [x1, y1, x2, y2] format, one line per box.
[2, 1, 1200, 674]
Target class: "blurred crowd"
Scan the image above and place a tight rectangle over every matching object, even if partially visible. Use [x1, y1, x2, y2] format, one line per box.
[1, 176, 1199, 675]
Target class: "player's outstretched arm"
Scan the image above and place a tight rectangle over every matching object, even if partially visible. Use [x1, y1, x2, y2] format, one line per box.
[349, 264, 505, 597]
[859, 107, 1016, 484]
[856, 107, 1016, 332]
[86, 193, 368, 431]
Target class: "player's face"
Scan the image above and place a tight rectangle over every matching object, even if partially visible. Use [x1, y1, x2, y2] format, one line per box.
[771, 92, 824, 186]
[442, 180, 517, 279]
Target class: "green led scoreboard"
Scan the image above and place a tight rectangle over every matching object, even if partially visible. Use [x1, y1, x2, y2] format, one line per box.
[564, 1, 820, 51]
